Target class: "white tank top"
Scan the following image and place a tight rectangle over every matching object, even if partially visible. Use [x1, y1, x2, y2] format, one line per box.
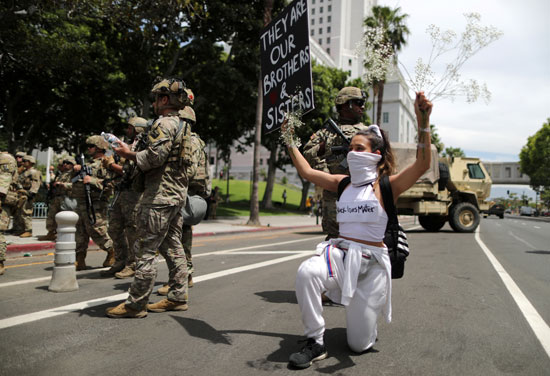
[336, 183, 388, 242]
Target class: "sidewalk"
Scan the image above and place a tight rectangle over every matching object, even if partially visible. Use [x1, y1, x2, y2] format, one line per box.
[5, 215, 323, 254]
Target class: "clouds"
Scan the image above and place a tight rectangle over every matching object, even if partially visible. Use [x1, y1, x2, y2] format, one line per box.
[378, 0, 550, 160]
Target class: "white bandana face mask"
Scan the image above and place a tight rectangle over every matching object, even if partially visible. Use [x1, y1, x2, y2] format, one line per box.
[347, 151, 381, 187]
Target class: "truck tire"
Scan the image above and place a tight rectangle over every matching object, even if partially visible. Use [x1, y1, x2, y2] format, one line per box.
[419, 215, 446, 232]
[449, 202, 480, 232]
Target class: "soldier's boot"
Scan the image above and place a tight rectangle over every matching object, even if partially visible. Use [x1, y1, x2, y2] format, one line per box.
[188, 274, 194, 288]
[157, 284, 170, 296]
[100, 259, 125, 277]
[75, 252, 87, 271]
[19, 231, 33, 238]
[102, 248, 115, 267]
[147, 299, 188, 313]
[0, 262, 5, 275]
[38, 231, 56, 241]
[105, 302, 147, 319]
[115, 266, 135, 279]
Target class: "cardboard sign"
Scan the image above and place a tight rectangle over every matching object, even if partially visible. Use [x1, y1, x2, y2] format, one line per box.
[260, 0, 314, 134]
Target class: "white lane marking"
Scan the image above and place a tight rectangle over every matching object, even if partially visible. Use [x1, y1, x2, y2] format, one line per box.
[534, 226, 541, 229]
[0, 251, 313, 330]
[475, 227, 550, 358]
[0, 236, 324, 289]
[508, 231, 536, 249]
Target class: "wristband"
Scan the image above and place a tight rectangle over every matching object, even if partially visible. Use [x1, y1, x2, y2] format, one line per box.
[419, 128, 430, 133]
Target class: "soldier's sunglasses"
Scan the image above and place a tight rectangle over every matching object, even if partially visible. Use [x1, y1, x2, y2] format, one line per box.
[351, 99, 365, 107]
[86, 144, 95, 148]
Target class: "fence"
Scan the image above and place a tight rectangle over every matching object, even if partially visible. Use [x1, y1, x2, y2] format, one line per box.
[33, 202, 49, 219]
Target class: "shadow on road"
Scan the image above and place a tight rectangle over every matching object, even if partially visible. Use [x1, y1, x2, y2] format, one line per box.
[525, 250, 550, 255]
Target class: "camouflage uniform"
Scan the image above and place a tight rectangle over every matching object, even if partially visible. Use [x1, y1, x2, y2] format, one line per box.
[13, 156, 42, 236]
[72, 144, 115, 267]
[0, 152, 18, 274]
[303, 87, 368, 239]
[45, 160, 74, 234]
[124, 111, 192, 311]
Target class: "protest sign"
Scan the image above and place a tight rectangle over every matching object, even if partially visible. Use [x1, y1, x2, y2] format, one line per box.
[260, 0, 314, 134]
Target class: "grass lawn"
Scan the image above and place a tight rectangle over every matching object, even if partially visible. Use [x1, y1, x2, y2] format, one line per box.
[210, 178, 309, 217]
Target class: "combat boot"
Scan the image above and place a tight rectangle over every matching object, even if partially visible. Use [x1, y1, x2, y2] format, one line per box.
[102, 248, 115, 267]
[0, 262, 5, 275]
[157, 284, 170, 296]
[19, 231, 33, 238]
[100, 259, 125, 277]
[147, 299, 188, 313]
[38, 231, 56, 241]
[115, 266, 135, 279]
[188, 274, 194, 288]
[75, 252, 87, 271]
[105, 302, 147, 318]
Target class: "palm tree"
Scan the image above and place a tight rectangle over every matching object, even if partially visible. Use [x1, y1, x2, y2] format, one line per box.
[364, 6, 410, 126]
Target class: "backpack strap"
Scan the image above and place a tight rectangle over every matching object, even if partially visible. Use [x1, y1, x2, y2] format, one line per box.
[379, 175, 398, 226]
[337, 176, 351, 200]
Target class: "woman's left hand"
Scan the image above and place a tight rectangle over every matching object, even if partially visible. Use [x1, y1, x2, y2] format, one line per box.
[415, 91, 432, 118]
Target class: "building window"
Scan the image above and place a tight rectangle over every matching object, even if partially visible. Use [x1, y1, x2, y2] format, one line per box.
[328, 15, 332, 23]
[319, 27, 322, 34]
[326, 37, 330, 44]
[312, 8, 315, 15]
[310, 29, 314, 36]
[327, 26, 331, 33]
[328, 5, 332, 11]
[320, 6, 323, 13]
[318, 38, 322, 45]
[326, 47, 330, 54]
[319, 17, 323, 24]
[260, 158, 263, 165]
[505, 167, 511, 178]
[311, 18, 315, 25]
[383, 112, 389, 123]
[348, 58, 352, 66]
[209, 156, 215, 165]
[312, 0, 315, 3]
[348, 70, 352, 76]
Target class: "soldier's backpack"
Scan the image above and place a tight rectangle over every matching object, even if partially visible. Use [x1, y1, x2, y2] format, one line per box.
[337, 175, 410, 279]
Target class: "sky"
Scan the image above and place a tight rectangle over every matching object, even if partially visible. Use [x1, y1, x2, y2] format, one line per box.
[377, 0, 550, 162]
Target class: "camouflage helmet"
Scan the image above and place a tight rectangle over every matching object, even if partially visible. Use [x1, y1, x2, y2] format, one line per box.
[63, 156, 76, 165]
[178, 106, 196, 124]
[185, 88, 195, 106]
[15, 152, 26, 158]
[335, 87, 366, 105]
[150, 77, 189, 109]
[86, 135, 109, 150]
[22, 155, 36, 164]
[128, 116, 149, 134]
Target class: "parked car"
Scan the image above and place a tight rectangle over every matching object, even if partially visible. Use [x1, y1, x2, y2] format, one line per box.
[520, 206, 534, 216]
[486, 204, 505, 219]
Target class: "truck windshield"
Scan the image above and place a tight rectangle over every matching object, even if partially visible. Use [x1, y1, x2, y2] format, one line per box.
[467, 163, 486, 179]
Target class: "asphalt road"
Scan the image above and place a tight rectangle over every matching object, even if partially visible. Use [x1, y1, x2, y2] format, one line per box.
[1, 218, 549, 375]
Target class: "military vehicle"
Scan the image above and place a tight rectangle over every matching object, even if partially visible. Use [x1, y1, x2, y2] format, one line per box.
[392, 143, 492, 233]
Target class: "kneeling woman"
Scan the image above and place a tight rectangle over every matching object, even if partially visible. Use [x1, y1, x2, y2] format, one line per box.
[286, 92, 432, 369]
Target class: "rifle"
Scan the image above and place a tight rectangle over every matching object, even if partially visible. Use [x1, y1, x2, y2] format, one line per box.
[323, 118, 351, 169]
[46, 170, 61, 204]
[72, 153, 96, 224]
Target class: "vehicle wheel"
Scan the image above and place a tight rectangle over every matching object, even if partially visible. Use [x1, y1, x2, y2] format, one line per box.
[499, 214, 504, 219]
[449, 202, 480, 232]
[419, 215, 446, 232]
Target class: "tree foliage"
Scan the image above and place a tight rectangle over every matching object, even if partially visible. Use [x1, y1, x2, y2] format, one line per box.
[442, 146, 465, 158]
[520, 118, 550, 189]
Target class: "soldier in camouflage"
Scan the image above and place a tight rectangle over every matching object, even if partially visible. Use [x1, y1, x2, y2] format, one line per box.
[103, 117, 148, 279]
[158, 100, 211, 295]
[106, 77, 192, 318]
[39, 156, 75, 241]
[15, 152, 25, 175]
[72, 136, 116, 270]
[14, 155, 42, 238]
[0, 152, 18, 275]
[303, 87, 369, 239]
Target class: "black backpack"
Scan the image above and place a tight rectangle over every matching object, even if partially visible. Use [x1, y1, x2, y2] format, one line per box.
[337, 175, 409, 279]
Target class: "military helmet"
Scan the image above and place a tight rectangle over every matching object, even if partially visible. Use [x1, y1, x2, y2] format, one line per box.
[185, 88, 195, 106]
[86, 135, 109, 150]
[150, 77, 189, 109]
[63, 156, 76, 165]
[15, 151, 26, 158]
[22, 155, 36, 164]
[335, 87, 366, 105]
[178, 106, 196, 124]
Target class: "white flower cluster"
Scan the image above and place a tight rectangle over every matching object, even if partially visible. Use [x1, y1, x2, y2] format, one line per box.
[355, 26, 394, 86]
[401, 13, 503, 104]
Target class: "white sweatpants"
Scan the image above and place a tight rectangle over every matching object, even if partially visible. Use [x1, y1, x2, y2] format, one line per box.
[295, 239, 390, 353]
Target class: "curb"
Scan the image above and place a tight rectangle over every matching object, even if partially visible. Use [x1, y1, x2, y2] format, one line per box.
[6, 224, 321, 253]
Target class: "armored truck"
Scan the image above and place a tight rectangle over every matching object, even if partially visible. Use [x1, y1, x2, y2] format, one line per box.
[392, 143, 492, 233]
